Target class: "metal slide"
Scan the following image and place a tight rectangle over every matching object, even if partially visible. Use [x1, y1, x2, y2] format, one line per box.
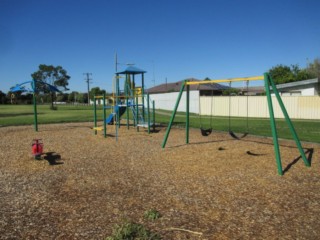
[106, 106, 127, 124]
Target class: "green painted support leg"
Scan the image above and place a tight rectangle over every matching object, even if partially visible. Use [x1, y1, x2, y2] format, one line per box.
[162, 81, 186, 148]
[267, 73, 310, 167]
[264, 73, 283, 175]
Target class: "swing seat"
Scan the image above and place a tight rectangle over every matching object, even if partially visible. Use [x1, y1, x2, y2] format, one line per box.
[229, 131, 248, 140]
[201, 128, 212, 137]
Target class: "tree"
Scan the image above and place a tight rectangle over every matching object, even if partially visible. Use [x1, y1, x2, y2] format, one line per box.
[31, 64, 70, 109]
[306, 58, 320, 78]
[269, 64, 294, 84]
[269, 64, 314, 84]
[0, 91, 6, 104]
[90, 87, 106, 99]
[68, 91, 80, 103]
[222, 88, 240, 96]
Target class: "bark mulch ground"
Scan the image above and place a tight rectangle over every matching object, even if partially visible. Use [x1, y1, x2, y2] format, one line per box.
[0, 122, 319, 239]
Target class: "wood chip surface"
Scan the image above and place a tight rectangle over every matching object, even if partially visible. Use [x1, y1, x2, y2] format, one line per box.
[0, 122, 319, 239]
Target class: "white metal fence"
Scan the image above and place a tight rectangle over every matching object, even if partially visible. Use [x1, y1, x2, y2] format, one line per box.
[151, 92, 320, 120]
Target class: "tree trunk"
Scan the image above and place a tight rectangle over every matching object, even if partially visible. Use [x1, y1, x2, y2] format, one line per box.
[50, 92, 55, 110]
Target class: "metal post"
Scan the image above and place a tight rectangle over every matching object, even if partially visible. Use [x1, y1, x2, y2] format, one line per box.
[267, 73, 310, 167]
[186, 84, 190, 144]
[264, 73, 283, 175]
[94, 96, 97, 135]
[32, 79, 38, 132]
[162, 81, 186, 148]
[147, 93, 150, 134]
[136, 93, 139, 132]
[152, 100, 155, 132]
[126, 74, 129, 129]
[142, 73, 145, 120]
[103, 93, 107, 138]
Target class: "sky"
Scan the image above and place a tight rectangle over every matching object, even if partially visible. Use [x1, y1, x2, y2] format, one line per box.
[0, 0, 319, 93]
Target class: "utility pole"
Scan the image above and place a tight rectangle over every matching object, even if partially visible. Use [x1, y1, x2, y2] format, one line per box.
[84, 73, 92, 104]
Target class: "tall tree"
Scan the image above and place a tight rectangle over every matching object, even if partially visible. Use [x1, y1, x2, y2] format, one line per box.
[90, 87, 106, 99]
[0, 91, 6, 104]
[269, 64, 295, 84]
[269, 64, 314, 84]
[31, 64, 70, 109]
[306, 58, 320, 78]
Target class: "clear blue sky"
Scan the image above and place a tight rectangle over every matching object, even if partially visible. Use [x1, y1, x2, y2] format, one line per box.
[1, 0, 319, 93]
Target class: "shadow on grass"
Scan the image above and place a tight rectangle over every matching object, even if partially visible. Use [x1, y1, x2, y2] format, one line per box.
[0, 113, 42, 117]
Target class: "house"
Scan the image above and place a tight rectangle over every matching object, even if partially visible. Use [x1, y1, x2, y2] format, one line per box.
[237, 86, 265, 95]
[146, 78, 230, 114]
[274, 78, 319, 96]
[146, 78, 229, 95]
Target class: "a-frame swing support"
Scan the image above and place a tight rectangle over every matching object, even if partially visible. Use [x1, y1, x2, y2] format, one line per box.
[161, 73, 310, 175]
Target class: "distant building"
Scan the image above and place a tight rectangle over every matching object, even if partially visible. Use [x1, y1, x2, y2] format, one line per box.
[146, 78, 229, 95]
[238, 86, 265, 96]
[237, 78, 320, 96]
[274, 78, 319, 96]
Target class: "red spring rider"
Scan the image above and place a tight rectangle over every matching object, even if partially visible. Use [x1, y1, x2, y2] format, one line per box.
[32, 139, 43, 160]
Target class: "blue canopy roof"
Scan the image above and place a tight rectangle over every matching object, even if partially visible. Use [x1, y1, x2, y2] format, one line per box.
[116, 66, 146, 74]
[10, 80, 61, 93]
[10, 85, 28, 93]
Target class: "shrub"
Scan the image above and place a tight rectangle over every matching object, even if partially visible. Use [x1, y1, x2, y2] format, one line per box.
[106, 221, 161, 240]
[144, 209, 161, 221]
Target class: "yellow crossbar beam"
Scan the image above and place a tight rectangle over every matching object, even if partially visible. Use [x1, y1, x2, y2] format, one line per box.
[186, 75, 264, 85]
[93, 127, 103, 131]
[94, 96, 104, 99]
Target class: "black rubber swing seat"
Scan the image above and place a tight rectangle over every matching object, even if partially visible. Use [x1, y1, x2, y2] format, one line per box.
[229, 131, 248, 140]
[201, 128, 212, 136]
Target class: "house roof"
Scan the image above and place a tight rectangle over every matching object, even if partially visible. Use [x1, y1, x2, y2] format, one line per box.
[275, 78, 319, 89]
[146, 78, 230, 94]
[237, 86, 265, 94]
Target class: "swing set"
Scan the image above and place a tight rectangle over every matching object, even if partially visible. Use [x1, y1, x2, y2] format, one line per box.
[161, 73, 311, 175]
[228, 80, 249, 139]
[198, 81, 249, 139]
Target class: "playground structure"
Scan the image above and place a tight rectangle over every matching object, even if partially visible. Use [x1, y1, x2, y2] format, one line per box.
[161, 73, 311, 175]
[93, 66, 156, 139]
[10, 80, 61, 131]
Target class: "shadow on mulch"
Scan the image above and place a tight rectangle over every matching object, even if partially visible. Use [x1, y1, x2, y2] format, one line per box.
[43, 152, 64, 165]
[246, 151, 267, 156]
[242, 138, 315, 165]
[167, 139, 234, 149]
[38, 125, 93, 132]
[283, 148, 314, 175]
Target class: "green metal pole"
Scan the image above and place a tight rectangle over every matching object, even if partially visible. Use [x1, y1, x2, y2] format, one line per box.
[147, 93, 150, 134]
[152, 100, 155, 132]
[267, 73, 310, 167]
[126, 74, 129, 129]
[186, 84, 190, 144]
[94, 96, 97, 135]
[142, 73, 145, 120]
[136, 94, 139, 132]
[162, 81, 186, 148]
[32, 79, 38, 132]
[33, 93, 38, 132]
[103, 93, 107, 138]
[264, 73, 283, 175]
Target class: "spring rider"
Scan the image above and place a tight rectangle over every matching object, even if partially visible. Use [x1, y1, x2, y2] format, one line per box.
[32, 139, 43, 160]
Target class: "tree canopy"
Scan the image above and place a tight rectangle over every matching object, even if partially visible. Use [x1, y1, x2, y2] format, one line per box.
[269, 58, 318, 84]
[89, 87, 106, 99]
[31, 64, 71, 109]
[31, 64, 70, 91]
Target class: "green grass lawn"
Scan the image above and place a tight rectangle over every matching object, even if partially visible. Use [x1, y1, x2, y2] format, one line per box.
[0, 104, 108, 126]
[0, 104, 319, 143]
